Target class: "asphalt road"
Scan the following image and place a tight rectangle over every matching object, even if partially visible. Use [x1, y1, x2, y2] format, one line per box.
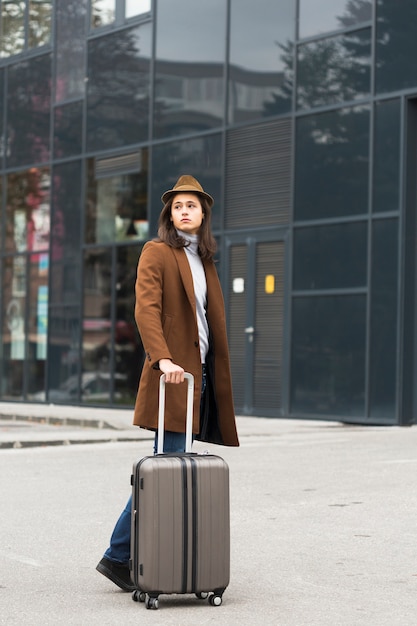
[0, 418, 416, 625]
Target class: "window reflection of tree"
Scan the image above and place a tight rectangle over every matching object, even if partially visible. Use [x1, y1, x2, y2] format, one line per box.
[290, 0, 374, 416]
[91, 0, 115, 28]
[265, 0, 373, 117]
[267, 2, 372, 223]
[6, 168, 50, 253]
[1, 0, 52, 57]
[28, 0, 53, 48]
[87, 26, 150, 151]
[7, 55, 51, 167]
[375, 0, 417, 92]
[1, 1, 25, 57]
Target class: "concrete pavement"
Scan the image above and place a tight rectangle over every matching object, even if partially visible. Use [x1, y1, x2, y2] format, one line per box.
[0, 402, 417, 625]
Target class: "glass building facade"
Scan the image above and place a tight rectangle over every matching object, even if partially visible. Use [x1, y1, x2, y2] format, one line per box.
[0, 0, 415, 425]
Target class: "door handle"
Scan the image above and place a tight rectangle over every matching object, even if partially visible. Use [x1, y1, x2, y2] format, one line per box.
[244, 326, 255, 342]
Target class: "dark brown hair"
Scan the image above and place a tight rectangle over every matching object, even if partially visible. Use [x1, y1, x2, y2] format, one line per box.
[156, 193, 217, 261]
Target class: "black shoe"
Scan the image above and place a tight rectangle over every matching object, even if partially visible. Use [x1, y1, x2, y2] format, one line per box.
[96, 557, 135, 592]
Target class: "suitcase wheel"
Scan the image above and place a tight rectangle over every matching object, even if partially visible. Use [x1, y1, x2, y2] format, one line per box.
[195, 592, 209, 600]
[132, 590, 146, 603]
[145, 595, 159, 610]
[208, 594, 222, 607]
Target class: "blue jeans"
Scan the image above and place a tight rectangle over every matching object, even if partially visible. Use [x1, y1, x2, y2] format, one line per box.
[103, 431, 187, 563]
[103, 368, 206, 564]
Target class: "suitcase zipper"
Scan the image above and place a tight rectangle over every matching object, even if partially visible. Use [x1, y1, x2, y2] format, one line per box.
[180, 457, 199, 593]
[190, 457, 198, 592]
[181, 458, 188, 594]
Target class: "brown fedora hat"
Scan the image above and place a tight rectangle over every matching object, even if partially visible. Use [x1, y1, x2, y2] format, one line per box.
[161, 175, 214, 208]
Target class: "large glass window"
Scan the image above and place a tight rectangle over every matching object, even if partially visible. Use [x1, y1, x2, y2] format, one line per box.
[369, 218, 398, 419]
[228, 0, 294, 123]
[86, 24, 151, 151]
[293, 222, 368, 290]
[28, 0, 52, 49]
[82, 244, 143, 405]
[0, 69, 4, 170]
[55, 0, 87, 102]
[82, 248, 112, 403]
[27, 251, 49, 396]
[0, 0, 52, 57]
[294, 106, 370, 220]
[44, 162, 83, 404]
[299, 0, 372, 39]
[7, 55, 51, 167]
[126, 0, 150, 19]
[0, 176, 3, 248]
[151, 134, 222, 233]
[91, 0, 151, 27]
[376, 0, 417, 94]
[6, 167, 51, 254]
[291, 295, 366, 416]
[85, 153, 148, 245]
[1, 0, 25, 57]
[297, 29, 371, 110]
[154, 0, 226, 139]
[373, 99, 401, 213]
[1, 254, 26, 398]
[91, 0, 115, 28]
[114, 245, 143, 405]
[44, 307, 80, 403]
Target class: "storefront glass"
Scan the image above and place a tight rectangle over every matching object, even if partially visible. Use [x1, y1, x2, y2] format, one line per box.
[228, 0, 294, 123]
[91, 0, 115, 28]
[295, 106, 370, 220]
[299, 0, 372, 39]
[291, 294, 366, 416]
[85, 154, 148, 245]
[28, 0, 52, 48]
[87, 24, 151, 151]
[154, 0, 226, 138]
[7, 55, 51, 167]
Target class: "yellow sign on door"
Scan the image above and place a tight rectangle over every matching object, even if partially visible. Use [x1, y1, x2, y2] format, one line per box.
[265, 274, 275, 294]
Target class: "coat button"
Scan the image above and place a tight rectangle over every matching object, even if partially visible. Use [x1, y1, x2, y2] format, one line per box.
[194, 341, 198, 347]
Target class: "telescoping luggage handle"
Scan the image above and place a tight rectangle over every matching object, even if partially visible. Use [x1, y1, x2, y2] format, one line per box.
[157, 372, 194, 455]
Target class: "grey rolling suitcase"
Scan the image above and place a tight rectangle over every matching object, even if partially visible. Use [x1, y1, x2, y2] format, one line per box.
[130, 373, 230, 610]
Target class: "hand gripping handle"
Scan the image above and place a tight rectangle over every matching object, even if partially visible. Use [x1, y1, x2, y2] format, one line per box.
[157, 373, 195, 454]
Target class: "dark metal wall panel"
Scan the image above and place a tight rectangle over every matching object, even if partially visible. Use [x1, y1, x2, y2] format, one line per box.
[225, 118, 292, 229]
[228, 245, 247, 408]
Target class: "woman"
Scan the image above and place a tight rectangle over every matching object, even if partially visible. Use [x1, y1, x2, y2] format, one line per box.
[96, 175, 239, 591]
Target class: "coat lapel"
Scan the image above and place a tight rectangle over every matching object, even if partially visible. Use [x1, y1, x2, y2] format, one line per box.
[203, 259, 223, 321]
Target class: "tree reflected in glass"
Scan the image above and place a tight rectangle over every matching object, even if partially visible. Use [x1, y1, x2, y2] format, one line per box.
[1, 1, 25, 57]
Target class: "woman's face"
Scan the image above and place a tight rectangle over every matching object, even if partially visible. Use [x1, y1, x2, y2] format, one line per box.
[171, 193, 204, 235]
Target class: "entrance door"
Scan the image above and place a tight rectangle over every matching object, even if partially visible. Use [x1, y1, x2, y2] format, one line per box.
[225, 232, 288, 417]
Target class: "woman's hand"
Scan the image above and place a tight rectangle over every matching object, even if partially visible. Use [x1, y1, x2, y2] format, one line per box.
[159, 359, 185, 384]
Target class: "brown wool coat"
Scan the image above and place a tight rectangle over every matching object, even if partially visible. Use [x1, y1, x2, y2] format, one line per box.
[133, 240, 239, 447]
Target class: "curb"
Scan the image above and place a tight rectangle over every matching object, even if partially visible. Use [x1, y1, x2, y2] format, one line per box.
[0, 435, 152, 450]
[0, 412, 119, 430]
[0, 413, 152, 450]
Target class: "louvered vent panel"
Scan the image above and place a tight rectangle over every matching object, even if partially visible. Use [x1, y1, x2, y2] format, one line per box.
[225, 119, 291, 228]
[95, 152, 141, 179]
